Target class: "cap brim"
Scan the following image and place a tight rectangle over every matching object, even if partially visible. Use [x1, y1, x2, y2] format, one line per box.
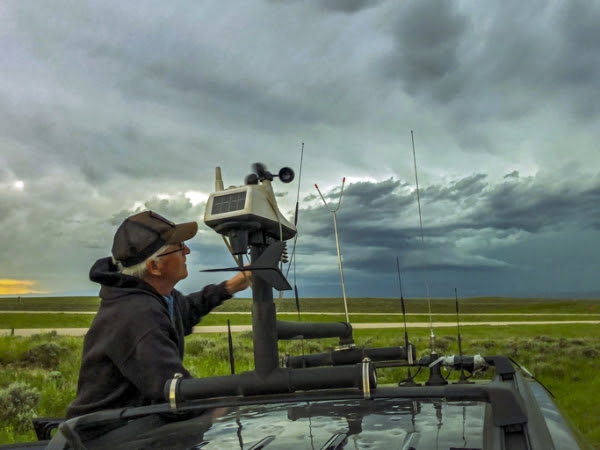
[165, 221, 198, 244]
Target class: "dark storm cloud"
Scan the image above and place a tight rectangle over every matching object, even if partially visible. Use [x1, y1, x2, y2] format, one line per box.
[427, 173, 600, 234]
[311, 178, 413, 224]
[470, 0, 600, 120]
[4, 0, 376, 184]
[381, 0, 600, 109]
[317, 0, 380, 14]
[20, 4, 361, 135]
[421, 173, 487, 202]
[375, 0, 600, 157]
[295, 172, 600, 283]
[469, 174, 600, 233]
[268, 0, 378, 14]
[382, 0, 468, 97]
[553, 0, 600, 118]
[312, 178, 410, 213]
[11, 114, 179, 184]
[129, 67, 322, 133]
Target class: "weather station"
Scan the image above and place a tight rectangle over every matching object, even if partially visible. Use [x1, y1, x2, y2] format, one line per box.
[204, 163, 297, 256]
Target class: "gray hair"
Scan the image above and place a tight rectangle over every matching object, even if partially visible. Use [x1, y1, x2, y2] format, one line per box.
[113, 243, 171, 279]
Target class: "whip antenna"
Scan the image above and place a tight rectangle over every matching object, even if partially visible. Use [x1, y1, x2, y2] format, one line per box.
[227, 319, 235, 375]
[411, 130, 435, 354]
[397, 257, 418, 386]
[294, 143, 304, 227]
[454, 288, 473, 384]
[280, 143, 304, 321]
[315, 178, 349, 323]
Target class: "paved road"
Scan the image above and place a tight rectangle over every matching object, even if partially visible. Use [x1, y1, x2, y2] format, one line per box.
[2, 320, 599, 337]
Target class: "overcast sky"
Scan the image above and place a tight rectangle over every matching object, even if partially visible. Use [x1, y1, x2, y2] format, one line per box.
[1, 0, 599, 301]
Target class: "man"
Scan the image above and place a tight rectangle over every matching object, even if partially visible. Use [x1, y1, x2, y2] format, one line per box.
[66, 210, 250, 418]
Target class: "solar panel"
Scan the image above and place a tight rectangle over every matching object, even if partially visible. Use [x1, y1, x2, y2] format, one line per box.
[211, 191, 247, 215]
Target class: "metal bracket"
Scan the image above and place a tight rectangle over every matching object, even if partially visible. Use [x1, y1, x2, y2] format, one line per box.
[362, 358, 372, 399]
[169, 373, 183, 411]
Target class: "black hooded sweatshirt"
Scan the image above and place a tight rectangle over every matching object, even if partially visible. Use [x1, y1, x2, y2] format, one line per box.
[66, 257, 232, 419]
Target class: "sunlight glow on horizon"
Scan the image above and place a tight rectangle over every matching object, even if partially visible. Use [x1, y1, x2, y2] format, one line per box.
[0, 279, 47, 295]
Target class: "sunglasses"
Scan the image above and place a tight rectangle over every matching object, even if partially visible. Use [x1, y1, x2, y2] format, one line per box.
[156, 242, 187, 258]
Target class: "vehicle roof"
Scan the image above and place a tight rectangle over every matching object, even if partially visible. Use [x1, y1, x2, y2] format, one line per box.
[44, 373, 582, 450]
[95, 397, 485, 450]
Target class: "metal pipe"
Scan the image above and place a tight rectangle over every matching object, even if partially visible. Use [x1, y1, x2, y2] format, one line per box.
[276, 320, 353, 341]
[285, 345, 413, 369]
[332, 211, 349, 322]
[166, 364, 375, 401]
[250, 245, 279, 377]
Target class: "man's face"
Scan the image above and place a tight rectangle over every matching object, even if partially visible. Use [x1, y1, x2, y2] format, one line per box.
[156, 242, 190, 284]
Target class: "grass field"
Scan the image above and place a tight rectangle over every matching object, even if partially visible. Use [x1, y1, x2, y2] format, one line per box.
[0, 296, 598, 447]
[2, 296, 599, 330]
[2, 295, 600, 314]
[2, 311, 600, 330]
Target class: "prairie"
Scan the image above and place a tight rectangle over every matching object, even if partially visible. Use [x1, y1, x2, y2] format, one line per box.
[0, 296, 598, 447]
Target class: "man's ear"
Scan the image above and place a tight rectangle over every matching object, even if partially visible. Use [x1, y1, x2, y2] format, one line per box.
[146, 258, 162, 277]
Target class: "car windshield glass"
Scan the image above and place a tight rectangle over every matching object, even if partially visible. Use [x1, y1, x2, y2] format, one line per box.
[78, 398, 485, 450]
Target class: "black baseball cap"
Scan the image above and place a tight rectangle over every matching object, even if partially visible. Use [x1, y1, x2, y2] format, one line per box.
[112, 211, 198, 267]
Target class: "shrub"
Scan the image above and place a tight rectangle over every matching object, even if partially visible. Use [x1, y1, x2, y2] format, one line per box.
[29, 331, 58, 342]
[434, 336, 455, 353]
[21, 342, 66, 369]
[534, 335, 555, 343]
[0, 382, 40, 433]
[581, 347, 599, 358]
[48, 371, 62, 380]
[186, 338, 217, 356]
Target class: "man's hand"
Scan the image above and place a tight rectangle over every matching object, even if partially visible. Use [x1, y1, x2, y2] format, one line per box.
[225, 269, 252, 295]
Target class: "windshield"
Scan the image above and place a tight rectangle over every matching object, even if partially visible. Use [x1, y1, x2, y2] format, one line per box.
[75, 398, 485, 450]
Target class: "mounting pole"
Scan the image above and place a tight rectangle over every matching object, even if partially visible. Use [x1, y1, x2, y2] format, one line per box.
[315, 179, 349, 323]
[249, 243, 279, 377]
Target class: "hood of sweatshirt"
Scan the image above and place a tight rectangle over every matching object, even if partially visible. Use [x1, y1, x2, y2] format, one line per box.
[89, 256, 163, 301]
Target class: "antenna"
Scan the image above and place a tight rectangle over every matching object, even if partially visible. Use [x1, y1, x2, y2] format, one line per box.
[454, 288, 473, 384]
[315, 179, 349, 323]
[227, 319, 235, 375]
[397, 257, 418, 386]
[411, 131, 445, 387]
[292, 143, 304, 320]
[294, 143, 304, 228]
[411, 130, 435, 354]
[280, 142, 304, 322]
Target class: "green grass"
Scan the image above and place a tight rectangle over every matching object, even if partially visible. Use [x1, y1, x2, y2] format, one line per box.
[0, 325, 598, 446]
[2, 295, 600, 314]
[2, 296, 599, 330]
[0, 297, 101, 311]
[0, 332, 81, 444]
[2, 311, 597, 329]
[0, 297, 599, 447]
[0, 313, 96, 329]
